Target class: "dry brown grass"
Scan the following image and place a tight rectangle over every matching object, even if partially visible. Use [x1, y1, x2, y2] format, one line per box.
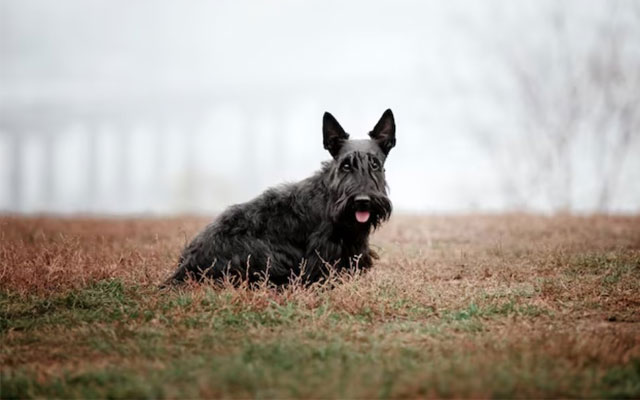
[1, 214, 639, 398]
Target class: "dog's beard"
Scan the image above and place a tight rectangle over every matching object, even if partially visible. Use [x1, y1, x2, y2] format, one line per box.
[329, 193, 392, 229]
[366, 195, 393, 228]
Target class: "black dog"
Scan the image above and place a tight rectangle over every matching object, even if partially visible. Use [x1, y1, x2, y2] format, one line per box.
[166, 109, 396, 286]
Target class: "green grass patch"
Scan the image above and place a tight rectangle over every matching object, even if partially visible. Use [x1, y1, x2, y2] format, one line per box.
[3, 336, 638, 399]
[1, 280, 140, 332]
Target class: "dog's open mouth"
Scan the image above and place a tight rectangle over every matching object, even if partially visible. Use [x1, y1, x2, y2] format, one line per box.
[355, 210, 370, 223]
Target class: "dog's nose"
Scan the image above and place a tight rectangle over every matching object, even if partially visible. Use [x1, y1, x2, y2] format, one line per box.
[354, 195, 371, 209]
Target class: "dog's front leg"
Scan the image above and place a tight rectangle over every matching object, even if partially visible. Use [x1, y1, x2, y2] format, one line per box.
[301, 226, 344, 284]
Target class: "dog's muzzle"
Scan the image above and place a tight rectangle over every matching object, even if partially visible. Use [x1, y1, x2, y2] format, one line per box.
[353, 195, 371, 223]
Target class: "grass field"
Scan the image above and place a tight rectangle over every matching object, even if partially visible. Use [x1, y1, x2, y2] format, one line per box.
[1, 214, 639, 398]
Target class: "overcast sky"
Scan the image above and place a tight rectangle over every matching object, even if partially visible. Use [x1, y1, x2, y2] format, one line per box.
[1, 0, 639, 214]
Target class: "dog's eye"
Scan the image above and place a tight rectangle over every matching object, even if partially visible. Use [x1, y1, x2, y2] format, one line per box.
[371, 160, 380, 171]
[341, 162, 351, 172]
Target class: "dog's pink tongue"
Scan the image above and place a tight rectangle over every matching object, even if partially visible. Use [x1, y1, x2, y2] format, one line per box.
[355, 211, 370, 223]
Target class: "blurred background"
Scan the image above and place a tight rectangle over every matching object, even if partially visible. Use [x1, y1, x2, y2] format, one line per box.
[1, 0, 639, 215]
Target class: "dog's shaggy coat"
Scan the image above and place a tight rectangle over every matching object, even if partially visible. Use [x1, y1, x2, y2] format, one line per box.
[166, 109, 396, 286]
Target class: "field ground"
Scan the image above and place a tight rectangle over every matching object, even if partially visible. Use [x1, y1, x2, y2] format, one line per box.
[1, 214, 640, 398]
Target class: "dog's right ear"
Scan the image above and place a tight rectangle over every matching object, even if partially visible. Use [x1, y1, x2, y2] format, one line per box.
[323, 112, 349, 158]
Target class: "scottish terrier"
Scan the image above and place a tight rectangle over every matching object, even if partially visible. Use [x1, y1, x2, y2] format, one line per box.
[166, 109, 396, 286]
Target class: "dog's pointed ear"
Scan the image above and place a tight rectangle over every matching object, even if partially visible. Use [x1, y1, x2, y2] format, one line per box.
[369, 109, 396, 156]
[323, 112, 349, 158]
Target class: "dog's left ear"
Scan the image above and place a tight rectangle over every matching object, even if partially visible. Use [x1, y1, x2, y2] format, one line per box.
[369, 109, 396, 156]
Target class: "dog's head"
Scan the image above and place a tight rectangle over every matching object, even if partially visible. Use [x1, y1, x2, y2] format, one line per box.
[322, 109, 395, 229]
